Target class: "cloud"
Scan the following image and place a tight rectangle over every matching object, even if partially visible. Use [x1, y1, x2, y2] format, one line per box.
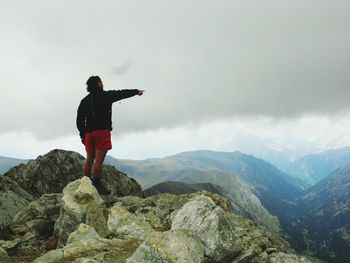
[113, 58, 134, 75]
[3, 113, 350, 160]
[0, 0, 349, 140]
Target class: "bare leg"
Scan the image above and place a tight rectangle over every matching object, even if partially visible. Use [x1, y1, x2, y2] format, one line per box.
[83, 151, 95, 177]
[92, 150, 108, 178]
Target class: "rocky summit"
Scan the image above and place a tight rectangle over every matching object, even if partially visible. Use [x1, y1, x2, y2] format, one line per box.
[0, 149, 313, 262]
[4, 149, 143, 199]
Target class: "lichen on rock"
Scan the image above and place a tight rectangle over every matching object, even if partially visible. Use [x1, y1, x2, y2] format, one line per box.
[34, 223, 139, 263]
[171, 195, 243, 262]
[126, 229, 205, 263]
[107, 205, 155, 240]
[54, 177, 109, 247]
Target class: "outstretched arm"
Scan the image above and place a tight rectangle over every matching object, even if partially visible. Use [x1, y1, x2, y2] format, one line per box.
[108, 89, 144, 103]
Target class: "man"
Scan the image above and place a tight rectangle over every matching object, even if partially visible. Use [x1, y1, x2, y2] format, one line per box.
[76, 75, 144, 194]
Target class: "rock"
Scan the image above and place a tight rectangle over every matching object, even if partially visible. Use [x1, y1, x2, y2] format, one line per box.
[144, 175, 281, 233]
[5, 149, 85, 198]
[0, 176, 33, 225]
[73, 258, 103, 263]
[266, 247, 278, 254]
[230, 246, 255, 263]
[269, 252, 312, 263]
[4, 149, 143, 198]
[0, 194, 61, 261]
[54, 177, 109, 247]
[100, 166, 143, 197]
[0, 247, 10, 262]
[0, 190, 29, 225]
[112, 191, 233, 232]
[171, 195, 243, 262]
[126, 230, 205, 263]
[0, 236, 23, 250]
[35, 224, 139, 263]
[12, 193, 62, 236]
[33, 248, 64, 263]
[0, 231, 34, 247]
[107, 205, 155, 240]
[13, 193, 62, 223]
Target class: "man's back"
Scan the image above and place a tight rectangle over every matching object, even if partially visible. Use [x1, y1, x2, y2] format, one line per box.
[77, 89, 139, 138]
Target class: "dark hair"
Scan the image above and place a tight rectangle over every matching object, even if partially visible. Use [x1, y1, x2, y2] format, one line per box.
[86, 75, 101, 93]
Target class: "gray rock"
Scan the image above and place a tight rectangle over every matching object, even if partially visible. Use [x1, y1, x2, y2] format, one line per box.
[107, 205, 155, 240]
[230, 246, 255, 263]
[35, 223, 139, 263]
[21, 195, 60, 237]
[0, 194, 61, 261]
[4, 149, 85, 198]
[13, 193, 62, 224]
[0, 190, 29, 225]
[0, 176, 33, 225]
[4, 149, 143, 198]
[0, 174, 33, 201]
[73, 258, 104, 263]
[171, 195, 243, 262]
[0, 231, 35, 251]
[54, 177, 109, 247]
[34, 247, 64, 263]
[0, 247, 10, 262]
[126, 230, 205, 263]
[146, 172, 281, 233]
[112, 191, 233, 232]
[269, 252, 312, 263]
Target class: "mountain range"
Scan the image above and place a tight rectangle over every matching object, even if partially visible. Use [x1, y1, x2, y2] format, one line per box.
[106, 150, 303, 216]
[0, 149, 314, 263]
[286, 146, 350, 186]
[106, 149, 350, 262]
[1, 147, 350, 262]
[294, 163, 350, 262]
[0, 156, 29, 174]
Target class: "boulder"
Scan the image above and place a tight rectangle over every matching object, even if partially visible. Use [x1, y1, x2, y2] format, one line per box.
[171, 195, 243, 262]
[107, 205, 155, 240]
[54, 177, 109, 247]
[269, 252, 312, 263]
[4, 150, 85, 197]
[0, 193, 61, 262]
[5, 149, 143, 198]
[73, 259, 103, 263]
[0, 176, 33, 225]
[35, 223, 139, 263]
[126, 229, 205, 263]
[14, 193, 61, 222]
[0, 247, 10, 262]
[110, 191, 232, 232]
[13, 193, 62, 231]
[1, 230, 35, 245]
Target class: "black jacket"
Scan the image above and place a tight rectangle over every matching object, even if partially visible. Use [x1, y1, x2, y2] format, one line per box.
[76, 89, 139, 139]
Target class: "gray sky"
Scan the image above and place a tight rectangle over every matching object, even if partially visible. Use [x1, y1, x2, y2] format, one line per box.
[1, 0, 350, 158]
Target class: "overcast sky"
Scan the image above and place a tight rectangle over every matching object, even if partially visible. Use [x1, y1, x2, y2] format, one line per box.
[0, 0, 349, 159]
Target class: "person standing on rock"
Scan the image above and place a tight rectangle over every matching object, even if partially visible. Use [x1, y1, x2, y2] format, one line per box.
[76, 75, 144, 194]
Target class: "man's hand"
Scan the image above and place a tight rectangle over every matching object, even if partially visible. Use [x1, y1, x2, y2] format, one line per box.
[138, 90, 145, 96]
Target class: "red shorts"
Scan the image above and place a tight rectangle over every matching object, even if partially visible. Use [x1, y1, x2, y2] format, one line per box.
[84, 129, 112, 152]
